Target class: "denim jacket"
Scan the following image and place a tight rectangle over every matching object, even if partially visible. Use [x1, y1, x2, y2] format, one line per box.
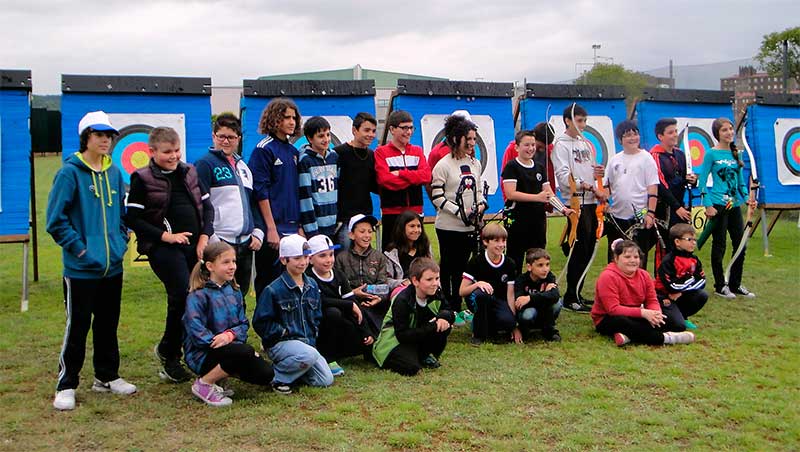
[253, 271, 322, 349]
[182, 281, 249, 374]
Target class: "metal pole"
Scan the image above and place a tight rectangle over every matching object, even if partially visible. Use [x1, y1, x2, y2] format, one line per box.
[783, 39, 789, 94]
[21, 242, 29, 312]
[761, 209, 771, 257]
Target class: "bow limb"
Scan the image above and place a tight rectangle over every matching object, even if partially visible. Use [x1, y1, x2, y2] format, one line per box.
[724, 119, 760, 286]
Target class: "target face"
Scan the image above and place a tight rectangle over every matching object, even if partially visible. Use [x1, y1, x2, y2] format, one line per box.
[113, 125, 153, 177]
[772, 118, 800, 185]
[420, 114, 499, 195]
[781, 126, 800, 177]
[107, 113, 187, 185]
[678, 126, 714, 172]
[582, 125, 609, 166]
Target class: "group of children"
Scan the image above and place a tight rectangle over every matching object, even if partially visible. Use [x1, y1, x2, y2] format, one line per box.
[46, 99, 755, 409]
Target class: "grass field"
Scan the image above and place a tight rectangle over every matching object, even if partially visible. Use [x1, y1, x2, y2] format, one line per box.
[1, 155, 798, 451]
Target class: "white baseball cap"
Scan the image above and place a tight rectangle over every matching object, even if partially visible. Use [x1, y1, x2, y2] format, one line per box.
[307, 235, 340, 255]
[279, 234, 311, 258]
[450, 109, 472, 122]
[78, 111, 118, 135]
[348, 214, 378, 232]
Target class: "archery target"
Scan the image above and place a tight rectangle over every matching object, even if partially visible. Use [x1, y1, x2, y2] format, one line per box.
[420, 114, 498, 195]
[108, 113, 187, 185]
[547, 115, 615, 166]
[774, 118, 800, 184]
[290, 115, 353, 150]
[675, 118, 716, 173]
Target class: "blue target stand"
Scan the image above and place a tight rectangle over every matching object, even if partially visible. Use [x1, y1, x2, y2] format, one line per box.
[61, 75, 212, 266]
[743, 92, 800, 255]
[387, 79, 514, 222]
[518, 83, 627, 198]
[240, 79, 377, 162]
[61, 75, 212, 184]
[0, 70, 33, 311]
[633, 88, 734, 233]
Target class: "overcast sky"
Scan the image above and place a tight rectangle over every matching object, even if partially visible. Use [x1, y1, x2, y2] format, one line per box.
[2, 0, 797, 94]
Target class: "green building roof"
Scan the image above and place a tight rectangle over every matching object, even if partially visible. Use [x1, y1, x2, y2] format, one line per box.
[259, 65, 447, 89]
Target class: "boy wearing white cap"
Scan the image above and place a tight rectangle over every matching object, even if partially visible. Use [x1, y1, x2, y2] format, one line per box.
[306, 235, 374, 377]
[252, 235, 333, 393]
[46, 111, 136, 410]
[334, 214, 392, 336]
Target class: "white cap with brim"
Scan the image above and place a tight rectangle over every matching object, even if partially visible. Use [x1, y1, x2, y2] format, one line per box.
[78, 111, 119, 135]
[348, 214, 378, 233]
[279, 234, 311, 258]
[307, 235, 341, 255]
[450, 109, 472, 122]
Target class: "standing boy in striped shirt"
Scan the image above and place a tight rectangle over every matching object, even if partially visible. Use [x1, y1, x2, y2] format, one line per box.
[298, 116, 339, 238]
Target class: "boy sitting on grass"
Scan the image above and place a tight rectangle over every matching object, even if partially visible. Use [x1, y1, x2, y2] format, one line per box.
[372, 258, 454, 375]
[253, 234, 333, 394]
[655, 223, 708, 330]
[512, 248, 562, 342]
[459, 223, 519, 346]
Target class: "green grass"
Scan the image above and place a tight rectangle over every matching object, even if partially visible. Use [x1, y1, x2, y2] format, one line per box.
[1, 155, 799, 451]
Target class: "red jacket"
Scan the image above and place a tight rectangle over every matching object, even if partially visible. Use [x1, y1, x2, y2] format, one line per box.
[591, 262, 660, 326]
[375, 142, 431, 215]
[427, 141, 450, 171]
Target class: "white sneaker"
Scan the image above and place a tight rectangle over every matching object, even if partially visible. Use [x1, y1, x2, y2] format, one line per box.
[92, 377, 137, 395]
[664, 331, 695, 345]
[733, 285, 756, 298]
[53, 389, 76, 410]
[715, 286, 736, 299]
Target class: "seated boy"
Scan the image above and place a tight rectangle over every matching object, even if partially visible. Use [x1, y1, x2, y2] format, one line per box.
[512, 248, 562, 342]
[372, 258, 454, 375]
[298, 116, 339, 238]
[459, 223, 519, 346]
[655, 223, 708, 330]
[306, 234, 374, 377]
[252, 235, 333, 394]
[334, 214, 394, 336]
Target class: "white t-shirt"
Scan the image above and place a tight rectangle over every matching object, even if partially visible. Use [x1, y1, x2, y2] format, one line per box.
[604, 149, 659, 219]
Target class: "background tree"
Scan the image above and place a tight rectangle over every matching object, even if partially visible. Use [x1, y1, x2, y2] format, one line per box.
[756, 26, 800, 83]
[576, 63, 649, 112]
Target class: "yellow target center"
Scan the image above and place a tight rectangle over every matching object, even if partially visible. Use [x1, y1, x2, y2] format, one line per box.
[131, 151, 150, 169]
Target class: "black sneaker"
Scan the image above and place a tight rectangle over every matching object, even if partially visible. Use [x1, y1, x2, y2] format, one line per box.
[469, 337, 484, 347]
[543, 331, 562, 342]
[155, 344, 191, 382]
[563, 301, 592, 313]
[421, 355, 441, 369]
[272, 383, 293, 395]
[733, 285, 756, 298]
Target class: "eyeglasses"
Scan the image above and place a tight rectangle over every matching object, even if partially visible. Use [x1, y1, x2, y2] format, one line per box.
[393, 125, 415, 132]
[677, 237, 697, 242]
[215, 134, 240, 142]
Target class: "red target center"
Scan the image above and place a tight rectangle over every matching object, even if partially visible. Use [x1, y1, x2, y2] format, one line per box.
[121, 142, 152, 175]
[792, 140, 800, 163]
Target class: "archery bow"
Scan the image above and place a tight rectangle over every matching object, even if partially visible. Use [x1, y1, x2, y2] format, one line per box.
[564, 101, 605, 294]
[575, 144, 605, 295]
[555, 103, 582, 284]
[723, 112, 760, 289]
[681, 122, 697, 211]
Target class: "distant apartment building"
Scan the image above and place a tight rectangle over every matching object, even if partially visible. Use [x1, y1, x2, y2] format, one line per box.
[721, 65, 799, 115]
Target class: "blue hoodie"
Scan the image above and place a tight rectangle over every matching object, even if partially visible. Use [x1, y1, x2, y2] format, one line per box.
[46, 152, 128, 278]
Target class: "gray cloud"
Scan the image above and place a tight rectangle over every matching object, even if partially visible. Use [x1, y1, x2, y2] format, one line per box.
[1, 0, 797, 94]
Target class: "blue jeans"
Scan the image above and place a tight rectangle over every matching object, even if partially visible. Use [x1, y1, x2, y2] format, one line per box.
[267, 340, 333, 387]
[333, 222, 351, 256]
[518, 299, 562, 333]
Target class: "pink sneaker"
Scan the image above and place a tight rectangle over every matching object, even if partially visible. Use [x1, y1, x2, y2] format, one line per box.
[614, 333, 631, 347]
[191, 379, 232, 407]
